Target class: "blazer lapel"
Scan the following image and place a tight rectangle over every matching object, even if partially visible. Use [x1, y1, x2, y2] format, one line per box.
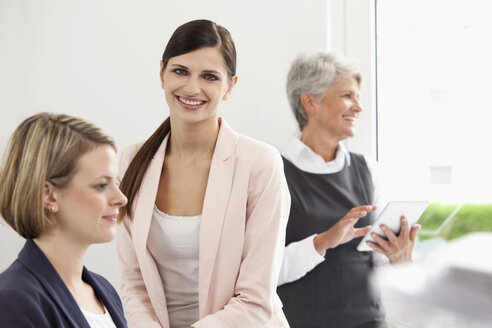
[131, 135, 170, 325]
[83, 268, 126, 327]
[18, 240, 90, 328]
[199, 119, 238, 315]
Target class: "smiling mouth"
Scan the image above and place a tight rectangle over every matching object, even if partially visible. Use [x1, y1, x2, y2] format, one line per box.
[342, 115, 356, 122]
[102, 214, 118, 223]
[177, 96, 206, 106]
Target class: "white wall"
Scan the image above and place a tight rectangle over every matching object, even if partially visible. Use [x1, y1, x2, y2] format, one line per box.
[0, 0, 333, 290]
[327, 0, 377, 160]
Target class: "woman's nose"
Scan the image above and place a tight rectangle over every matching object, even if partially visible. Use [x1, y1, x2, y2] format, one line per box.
[353, 98, 363, 112]
[182, 76, 200, 95]
[112, 187, 128, 208]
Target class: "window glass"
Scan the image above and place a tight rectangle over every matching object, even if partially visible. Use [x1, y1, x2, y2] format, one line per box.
[376, 4, 492, 325]
[376, 0, 492, 240]
[377, 0, 492, 204]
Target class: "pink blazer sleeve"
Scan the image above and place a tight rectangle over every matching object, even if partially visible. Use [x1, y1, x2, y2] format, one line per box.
[193, 145, 291, 327]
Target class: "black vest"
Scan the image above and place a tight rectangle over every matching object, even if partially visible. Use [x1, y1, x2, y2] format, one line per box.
[277, 154, 386, 328]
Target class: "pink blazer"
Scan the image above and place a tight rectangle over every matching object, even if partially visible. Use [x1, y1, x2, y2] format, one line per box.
[117, 119, 291, 328]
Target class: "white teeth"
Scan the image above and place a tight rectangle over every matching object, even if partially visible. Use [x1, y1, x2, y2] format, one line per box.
[342, 116, 356, 122]
[179, 97, 203, 106]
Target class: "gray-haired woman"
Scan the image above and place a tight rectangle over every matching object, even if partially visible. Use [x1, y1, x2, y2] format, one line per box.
[276, 53, 420, 327]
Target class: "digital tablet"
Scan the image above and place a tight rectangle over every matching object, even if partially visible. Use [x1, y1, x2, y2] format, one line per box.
[357, 201, 429, 252]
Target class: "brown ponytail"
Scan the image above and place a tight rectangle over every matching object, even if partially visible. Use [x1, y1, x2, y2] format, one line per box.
[118, 117, 170, 222]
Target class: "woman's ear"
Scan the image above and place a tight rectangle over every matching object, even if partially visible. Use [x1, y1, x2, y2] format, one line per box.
[222, 75, 238, 100]
[159, 61, 165, 90]
[300, 92, 318, 117]
[43, 181, 58, 214]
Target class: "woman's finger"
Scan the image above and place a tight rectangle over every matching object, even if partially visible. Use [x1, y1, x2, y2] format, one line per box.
[409, 224, 421, 243]
[338, 215, 364, 230]
[380, 224, 398, 244]
[399, 216, 409, 239]
[350, 205, 376, 214]
[354, 226, 371, 238]
[371, 232, 390, 250]
[343, 211, 367, 221]
[366, 240, 386, 254]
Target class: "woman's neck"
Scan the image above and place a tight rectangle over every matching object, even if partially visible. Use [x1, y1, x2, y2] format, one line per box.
[168, 116, 220, 160]
[301, 127, 340, 163]
[33, 233, 87, 290]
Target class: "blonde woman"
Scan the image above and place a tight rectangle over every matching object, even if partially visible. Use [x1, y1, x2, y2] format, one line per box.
[0, 113, 128, 328]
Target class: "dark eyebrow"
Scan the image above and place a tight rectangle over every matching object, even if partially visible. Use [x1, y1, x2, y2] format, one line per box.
[202, 69, 222, 75]
[169, 64, 188, 69]
[169, 64, 223, 76]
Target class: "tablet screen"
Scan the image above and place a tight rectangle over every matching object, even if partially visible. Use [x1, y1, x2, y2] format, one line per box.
[357, 201, 429, 252]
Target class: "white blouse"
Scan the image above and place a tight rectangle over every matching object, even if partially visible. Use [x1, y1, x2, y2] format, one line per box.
[80, 306, 116, 328]
[147, 205, 201, 328]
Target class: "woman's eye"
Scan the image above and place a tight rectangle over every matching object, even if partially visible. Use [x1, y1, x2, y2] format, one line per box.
[95, 184, 108, 191]
[203, 74, 218, 81]
[174, 69, 187, 76]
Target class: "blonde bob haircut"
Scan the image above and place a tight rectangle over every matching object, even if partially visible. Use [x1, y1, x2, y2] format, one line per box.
[0, 113, 116, 239]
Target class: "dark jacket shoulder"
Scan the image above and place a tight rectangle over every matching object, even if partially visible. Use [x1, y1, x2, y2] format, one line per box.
[0, 240, 127, 328]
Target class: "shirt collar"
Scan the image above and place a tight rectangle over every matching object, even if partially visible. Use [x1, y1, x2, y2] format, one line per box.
[282, 132, 351, 174]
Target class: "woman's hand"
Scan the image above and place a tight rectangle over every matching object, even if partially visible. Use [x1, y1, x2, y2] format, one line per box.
[366, 216, 421, 264]
[313, 205, 376, 255]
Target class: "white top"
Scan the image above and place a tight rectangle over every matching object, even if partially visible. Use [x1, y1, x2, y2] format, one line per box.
[147, 205, 200, 328]
[80, 306, 116, 328]
[278, 134, 387, 286]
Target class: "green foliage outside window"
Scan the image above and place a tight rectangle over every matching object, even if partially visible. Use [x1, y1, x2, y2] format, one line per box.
[418, 202, 492, 241]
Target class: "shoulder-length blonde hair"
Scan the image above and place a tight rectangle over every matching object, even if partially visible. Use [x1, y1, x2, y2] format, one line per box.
[0, 112, 115, 239]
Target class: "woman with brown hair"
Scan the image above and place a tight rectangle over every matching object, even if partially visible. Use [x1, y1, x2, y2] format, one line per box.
[117, 19, 290, 328]
[0, 113, 128, 327]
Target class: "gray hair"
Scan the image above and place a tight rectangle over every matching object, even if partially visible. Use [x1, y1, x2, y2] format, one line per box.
[286, 52, 361, 130]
